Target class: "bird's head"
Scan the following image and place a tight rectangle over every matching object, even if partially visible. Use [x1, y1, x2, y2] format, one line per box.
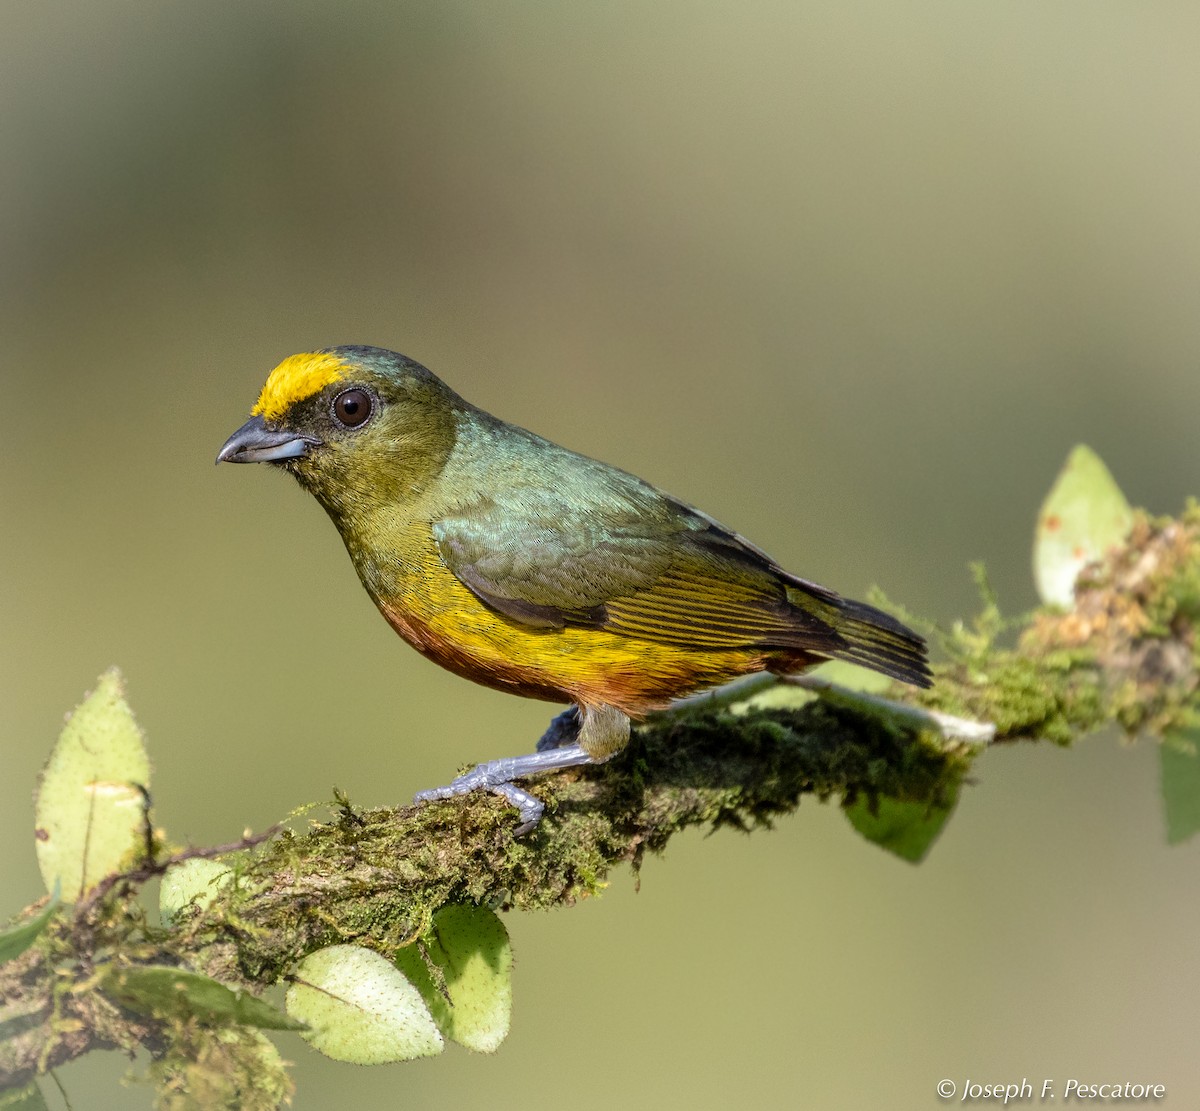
[217, 346, 463, 520]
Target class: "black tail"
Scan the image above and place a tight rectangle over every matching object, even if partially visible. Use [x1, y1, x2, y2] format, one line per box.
[829, 597, 932, 688]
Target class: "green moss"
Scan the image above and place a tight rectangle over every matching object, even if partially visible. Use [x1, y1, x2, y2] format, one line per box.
[919, 649, 1094, 746]
[143, 1025, 293, 1111]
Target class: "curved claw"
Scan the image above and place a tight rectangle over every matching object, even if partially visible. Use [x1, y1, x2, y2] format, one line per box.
[489, 783, 544, 834]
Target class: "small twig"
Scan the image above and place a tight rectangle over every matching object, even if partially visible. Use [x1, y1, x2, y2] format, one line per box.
[668, 673, 779, 711]
[673, 671, 996, 745]
[783, 674, 997, 745]
[75, 825, 283, 918]
[5, 507, 1197, 1099]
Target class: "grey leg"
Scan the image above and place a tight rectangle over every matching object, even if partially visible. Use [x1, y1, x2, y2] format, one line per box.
[414, 704, 632, 833]
[413, 743, 598, 834]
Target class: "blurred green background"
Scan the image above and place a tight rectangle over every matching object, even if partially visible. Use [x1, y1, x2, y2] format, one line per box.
[3, 3, 1198, 1108]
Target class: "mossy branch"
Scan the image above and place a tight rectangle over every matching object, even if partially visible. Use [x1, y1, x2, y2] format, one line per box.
[3, 507, 1199, 1099]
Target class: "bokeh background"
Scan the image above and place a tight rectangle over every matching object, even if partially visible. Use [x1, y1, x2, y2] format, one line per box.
[4, 3, 1199, 1108]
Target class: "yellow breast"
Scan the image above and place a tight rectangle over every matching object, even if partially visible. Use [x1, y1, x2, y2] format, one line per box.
[364, 527, 769, 714]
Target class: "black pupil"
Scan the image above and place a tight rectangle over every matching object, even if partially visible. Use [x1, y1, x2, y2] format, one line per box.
[335, 389, 371, 427]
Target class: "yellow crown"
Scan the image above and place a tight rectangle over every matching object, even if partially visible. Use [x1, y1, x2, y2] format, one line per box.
[251, 351, 348, 422]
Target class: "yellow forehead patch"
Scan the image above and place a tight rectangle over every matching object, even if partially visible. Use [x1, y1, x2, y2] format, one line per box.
[251, 351, 348, 422]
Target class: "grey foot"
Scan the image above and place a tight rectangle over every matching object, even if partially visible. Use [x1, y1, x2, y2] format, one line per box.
[413, 742, 596, 835]
[536, 706, 581, 752]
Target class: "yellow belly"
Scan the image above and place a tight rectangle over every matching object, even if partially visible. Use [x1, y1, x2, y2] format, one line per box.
[366, 529, 778, 715]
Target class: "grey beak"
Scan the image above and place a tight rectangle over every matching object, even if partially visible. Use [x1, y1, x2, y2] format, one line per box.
[216, 415, 320, 464]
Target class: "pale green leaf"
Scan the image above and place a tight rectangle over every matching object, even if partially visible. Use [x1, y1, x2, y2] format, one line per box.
[34, 668, 152, 901]
[1161, 727, 1200, 845]
[160, 859, 233, 926]
[286, 944, 443, 1063]
[1033, 445, 1133, 607]
[844, 793, 956, 863]
[0, 883, 60, 966]
[103, 965, 306, 1030]
[394, 904, 512, 1053]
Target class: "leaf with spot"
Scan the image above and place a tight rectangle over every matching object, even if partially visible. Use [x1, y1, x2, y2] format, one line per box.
[34, 668, 152, 902]
[393, 903, 513, 1052]
[286, 944, 443, 1063]
[1033, 445, 1133, 607]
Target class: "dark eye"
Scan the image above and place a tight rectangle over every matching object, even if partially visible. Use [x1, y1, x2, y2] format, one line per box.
[332, 388, 373, 429]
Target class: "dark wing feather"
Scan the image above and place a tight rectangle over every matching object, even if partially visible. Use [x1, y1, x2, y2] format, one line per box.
[432, 431, 929, 686]
[432, 466, 842, 654]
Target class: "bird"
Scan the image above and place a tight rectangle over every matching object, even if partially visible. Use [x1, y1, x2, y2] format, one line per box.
[218, 345, 931, 829]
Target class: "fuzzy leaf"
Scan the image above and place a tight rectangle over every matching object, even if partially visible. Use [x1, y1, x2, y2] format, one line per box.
[394, 904, 513, 1053]
[34, 668, 152, 901]
[103, 965, 306, 1030]
[1161, 728, 1200, 845]
[160, 859, 234, 926]
[286, 944, 443, 1063]
[0, 883, 60, 966]
[1033, 445, 1133, 607]
[844, 793, 955, 863]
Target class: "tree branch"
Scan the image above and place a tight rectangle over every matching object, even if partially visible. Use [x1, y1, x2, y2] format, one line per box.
[3, 506, 1198, 1098]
